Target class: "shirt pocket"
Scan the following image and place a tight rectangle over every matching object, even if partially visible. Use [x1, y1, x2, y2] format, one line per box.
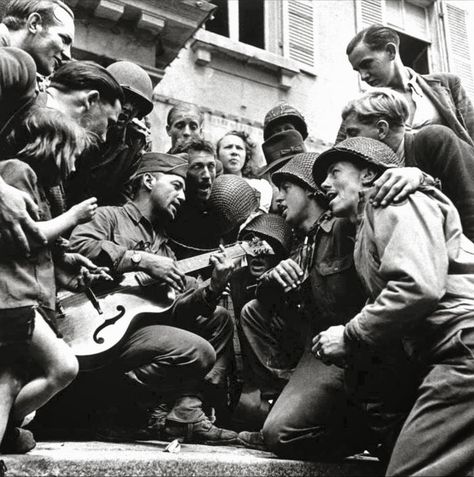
[112, 231, 139, 250]
[313, 254, 357, 310]
[316, 254, 354, 276]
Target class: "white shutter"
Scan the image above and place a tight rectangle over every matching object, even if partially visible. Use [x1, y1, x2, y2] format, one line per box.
[286, 0, 315, 68]
[361, 0, 383, 27]
[404, 2, 428, 39]
[385, 0, 403, 29]
[445, 4, 474, 98]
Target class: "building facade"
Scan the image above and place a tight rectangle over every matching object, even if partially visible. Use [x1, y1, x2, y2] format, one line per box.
[152, 0, 474, 161]
[1, 0, 472, 162]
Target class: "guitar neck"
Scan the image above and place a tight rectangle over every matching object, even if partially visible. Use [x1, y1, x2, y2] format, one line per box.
[178, 244, 246, 274]
[133, 243, 247, 287]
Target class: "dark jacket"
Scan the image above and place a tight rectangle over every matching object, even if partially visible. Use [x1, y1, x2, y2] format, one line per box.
[66, 123, 147, 207]
[417, 73, 474, 146]
[168, 200, 238, 260]
[0, 47, 37, 141]
[404, 124, 474, 241]
[336, 72, 474, 146]
[257, 214, 366, 335]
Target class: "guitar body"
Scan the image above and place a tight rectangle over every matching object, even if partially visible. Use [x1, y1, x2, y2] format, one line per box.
[57, 282, 175, 370]
[56, 239, 273, 370]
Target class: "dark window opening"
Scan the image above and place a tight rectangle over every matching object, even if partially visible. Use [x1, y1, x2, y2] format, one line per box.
[398, 32, 430, 74]
[239, 0, 264, 49]
[206, 0, 229, 38]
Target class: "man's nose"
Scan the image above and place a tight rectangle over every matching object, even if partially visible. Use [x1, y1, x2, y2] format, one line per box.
[360, 69, 370, 81]
[202, 167, 211, 179]
[321, 177, 330, 190]
[275, 189, 284, 202]
[182, 125, 192, 137]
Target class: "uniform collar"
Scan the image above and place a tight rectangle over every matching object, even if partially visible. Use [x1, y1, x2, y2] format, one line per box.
[319, 212, 337, 233]
[123, 201, 149, 225]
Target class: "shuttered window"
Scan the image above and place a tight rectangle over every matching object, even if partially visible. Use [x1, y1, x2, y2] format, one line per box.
[361, 0, 383, 26]
[286, 0, 315, 68]
[445, 4, 474, 97]
[359, 0, 428, 41]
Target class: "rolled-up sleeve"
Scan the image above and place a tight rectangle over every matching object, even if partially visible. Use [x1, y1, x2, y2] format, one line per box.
[344, 198, 449, 347]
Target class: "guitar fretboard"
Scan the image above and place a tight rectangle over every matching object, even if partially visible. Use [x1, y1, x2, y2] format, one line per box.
[134, 243, 247, 287]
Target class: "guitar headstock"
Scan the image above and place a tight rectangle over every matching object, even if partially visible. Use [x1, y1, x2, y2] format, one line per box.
[239, 238, 274, 257]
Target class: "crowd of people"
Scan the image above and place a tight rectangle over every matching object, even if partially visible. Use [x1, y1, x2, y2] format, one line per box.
[1, 1, 474, 475]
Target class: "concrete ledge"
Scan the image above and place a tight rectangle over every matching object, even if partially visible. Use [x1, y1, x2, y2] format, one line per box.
[1, 441, 383, 476]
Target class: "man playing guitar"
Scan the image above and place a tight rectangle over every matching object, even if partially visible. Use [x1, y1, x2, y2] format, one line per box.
[68, 152, 238, 445]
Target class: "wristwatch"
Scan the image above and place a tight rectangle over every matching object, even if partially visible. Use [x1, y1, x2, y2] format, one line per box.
[131, 251, 142, 269]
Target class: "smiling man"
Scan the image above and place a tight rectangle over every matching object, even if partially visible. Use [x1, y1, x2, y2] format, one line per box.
[0, 0, 75, 77]
[237, 153, 369, 459]
[337, 24, 474, 146]
[340, 88, 474, 240]
[313, 137, 474, 476]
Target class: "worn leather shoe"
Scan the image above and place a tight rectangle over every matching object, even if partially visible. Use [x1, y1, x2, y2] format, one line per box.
[0, 427, 36, 454]
[238, 430, 267, 451]
[144, 402, 170, 439]
[164, 417, 239, 445]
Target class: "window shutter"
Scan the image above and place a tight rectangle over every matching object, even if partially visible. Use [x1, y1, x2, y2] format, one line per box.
[385, 0, 403, 29]
[445, 4, 474, 98]
[405, 2, 428, 39]
[286, 0, 315, 68]
[360, 0, 383, 27]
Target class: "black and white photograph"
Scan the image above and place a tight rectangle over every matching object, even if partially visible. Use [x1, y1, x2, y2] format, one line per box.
[0, 0, 474, 475]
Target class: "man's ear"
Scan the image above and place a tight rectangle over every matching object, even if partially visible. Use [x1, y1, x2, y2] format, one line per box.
[385, 42, 397, 60]
[143, 173, 156, 191]
[26, 12, 43, 34]
[375, 119, 390, 140]
[84, 90, 100, 110]
[360, 167, 378, 186]
[165, 124, 171, 137]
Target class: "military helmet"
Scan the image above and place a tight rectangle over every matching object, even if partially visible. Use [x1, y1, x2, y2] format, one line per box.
[107, 61, 153, 116]
[263, 102, 308, 141]
[313, 137, 402, 186]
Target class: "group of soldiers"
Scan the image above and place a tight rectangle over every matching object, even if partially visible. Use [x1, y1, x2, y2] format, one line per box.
[1, 1, 474, 476]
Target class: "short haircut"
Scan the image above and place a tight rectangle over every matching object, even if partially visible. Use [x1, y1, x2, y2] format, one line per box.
[3, 0, 73, 30]
[174, 138, 215, 157]
[166, 103, 203, 127]
[216, 130, 259, 178]
[50, 60, 124, 106]
[346, 24, 400, 56]
[342, 88, 409, 128]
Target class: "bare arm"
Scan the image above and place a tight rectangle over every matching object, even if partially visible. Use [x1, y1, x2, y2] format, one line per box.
[37, 198, 97, 244]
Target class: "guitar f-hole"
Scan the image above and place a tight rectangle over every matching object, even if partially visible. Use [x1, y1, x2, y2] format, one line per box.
[92, 305, 126, 344]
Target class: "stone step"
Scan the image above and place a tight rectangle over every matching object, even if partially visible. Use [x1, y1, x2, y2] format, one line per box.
[0, 441, 383, 476]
